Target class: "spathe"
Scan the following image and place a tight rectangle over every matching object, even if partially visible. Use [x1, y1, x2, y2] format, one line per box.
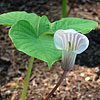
[54, 29, 89, 70]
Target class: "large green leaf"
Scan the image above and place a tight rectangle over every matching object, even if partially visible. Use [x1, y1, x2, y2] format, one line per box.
[0, 11, 51, 36]
[9, 20, 61, 67]
[51, 17, 98, 34]
[0, 11, 28, 26]
[0, 11, 41, 29]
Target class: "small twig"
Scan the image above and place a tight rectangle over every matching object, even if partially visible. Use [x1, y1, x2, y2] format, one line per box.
[44, 70, 68, 100]
[67, 0, 76, 16]
[11, 91, 17, 100]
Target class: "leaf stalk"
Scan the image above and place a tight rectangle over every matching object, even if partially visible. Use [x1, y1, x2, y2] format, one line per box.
[21, 56, 34, 100]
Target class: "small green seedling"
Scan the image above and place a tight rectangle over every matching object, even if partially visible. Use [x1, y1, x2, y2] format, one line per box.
[0, 10, 98, 100]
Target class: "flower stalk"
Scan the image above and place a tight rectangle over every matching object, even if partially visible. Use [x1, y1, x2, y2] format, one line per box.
[44, 70, 68, 100]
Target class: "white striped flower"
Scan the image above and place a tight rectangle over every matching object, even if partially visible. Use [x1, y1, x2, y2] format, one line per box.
[54, 29, 89, 71]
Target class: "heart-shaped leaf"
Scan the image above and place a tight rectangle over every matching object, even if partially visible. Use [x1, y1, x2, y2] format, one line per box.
[0, 11, 40, 28]
[0, 11, 28, 26]
[0, 11, 52, 36]
[9, 20, 61, 68]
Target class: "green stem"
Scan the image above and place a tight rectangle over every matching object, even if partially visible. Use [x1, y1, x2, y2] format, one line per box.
[62, 0, 68, 18]
[21, 56, 34, 100]
[78, 82, 80, 93]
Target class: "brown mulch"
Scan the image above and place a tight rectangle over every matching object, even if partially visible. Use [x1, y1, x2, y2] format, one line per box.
[1, 63, 100, 100]
[0, 0, 100, 100]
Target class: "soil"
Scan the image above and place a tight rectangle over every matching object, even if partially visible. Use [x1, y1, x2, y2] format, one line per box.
[0, 0, 100, 100]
